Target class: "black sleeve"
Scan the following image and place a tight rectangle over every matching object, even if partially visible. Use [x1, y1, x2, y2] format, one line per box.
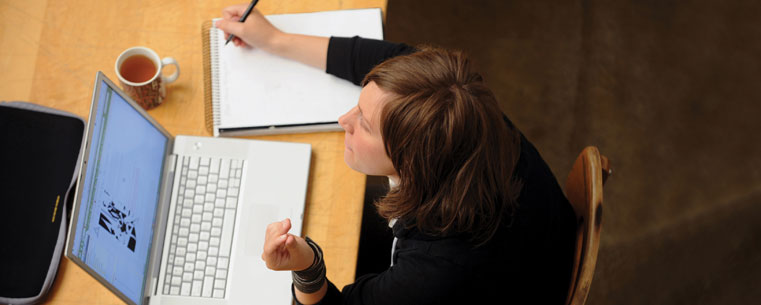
[326, 36, 417, 86]
[291, 246, 474, 305]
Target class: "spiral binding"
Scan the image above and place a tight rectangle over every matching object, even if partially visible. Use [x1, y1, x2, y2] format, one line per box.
[201, 20, 222, 137]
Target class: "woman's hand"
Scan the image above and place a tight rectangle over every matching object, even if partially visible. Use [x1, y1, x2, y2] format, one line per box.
[215, 3, 329, 70]
[261, 218, 315, 271]
[215, 4, 282, 49]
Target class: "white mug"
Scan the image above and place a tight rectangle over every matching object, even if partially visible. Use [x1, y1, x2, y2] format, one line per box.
[115, 46, 179, 110]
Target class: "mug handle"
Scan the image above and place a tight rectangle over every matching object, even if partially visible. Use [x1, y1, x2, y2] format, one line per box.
[161, 57, 180, 84]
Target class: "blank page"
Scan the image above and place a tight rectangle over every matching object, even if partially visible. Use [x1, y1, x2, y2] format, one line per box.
[213, 9, 384, 129]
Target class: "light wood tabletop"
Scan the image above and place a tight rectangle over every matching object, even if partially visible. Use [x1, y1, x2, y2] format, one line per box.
[1, 0, 386, 303]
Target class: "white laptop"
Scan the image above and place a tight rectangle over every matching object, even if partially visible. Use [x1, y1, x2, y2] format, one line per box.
[65, 71, 311, 305]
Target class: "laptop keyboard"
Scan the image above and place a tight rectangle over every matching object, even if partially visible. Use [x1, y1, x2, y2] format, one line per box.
[162, 156, 245, 298]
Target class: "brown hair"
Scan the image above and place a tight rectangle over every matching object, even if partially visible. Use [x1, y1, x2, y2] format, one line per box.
[363, 47, 522, 245]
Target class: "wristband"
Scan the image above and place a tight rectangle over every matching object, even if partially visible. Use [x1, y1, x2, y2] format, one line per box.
[291, 236, 326, 293]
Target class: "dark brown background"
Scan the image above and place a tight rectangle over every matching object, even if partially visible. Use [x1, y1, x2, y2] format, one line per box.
[356, 0, 761, 304]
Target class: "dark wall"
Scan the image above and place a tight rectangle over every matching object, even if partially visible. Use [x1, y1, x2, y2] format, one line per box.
[385, 0, 761, 303]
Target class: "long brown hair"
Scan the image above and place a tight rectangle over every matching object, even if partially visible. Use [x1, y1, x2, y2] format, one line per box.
[363, 47, 522, 245]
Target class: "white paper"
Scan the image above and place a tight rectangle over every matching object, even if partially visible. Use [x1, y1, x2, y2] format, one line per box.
[212, 9, 384, 129]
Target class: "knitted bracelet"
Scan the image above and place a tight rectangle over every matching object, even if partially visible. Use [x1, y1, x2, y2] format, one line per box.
[292, 236, 326, 293]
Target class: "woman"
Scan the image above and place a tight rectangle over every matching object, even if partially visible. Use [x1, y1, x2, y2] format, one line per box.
[217, 4, 576, 304]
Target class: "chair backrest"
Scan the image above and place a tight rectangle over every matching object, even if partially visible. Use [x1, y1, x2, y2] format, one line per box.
[564, 146, 611, 305]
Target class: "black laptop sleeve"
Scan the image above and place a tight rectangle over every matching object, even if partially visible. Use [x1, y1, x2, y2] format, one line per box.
[0, 101, 85, 305]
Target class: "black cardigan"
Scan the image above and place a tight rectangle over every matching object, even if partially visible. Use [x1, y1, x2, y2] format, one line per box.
[293, 36, 576, 305]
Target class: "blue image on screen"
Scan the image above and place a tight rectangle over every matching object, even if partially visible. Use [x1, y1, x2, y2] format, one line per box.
[71, 80, 168, 304]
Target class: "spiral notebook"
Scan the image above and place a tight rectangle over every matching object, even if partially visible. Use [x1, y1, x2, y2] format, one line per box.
[202, 8, 384, 137]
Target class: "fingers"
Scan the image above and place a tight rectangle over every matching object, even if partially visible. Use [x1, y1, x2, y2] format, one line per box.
[215, 19, 245, 39]
[266, 219, 291, 240]
[221, 3, 248, 19]
[261, 232, 315, 271]
[262, 233, 287, 269]
[263, 219, 291, 254]
[281, 218, 292, 231]
[216, 19, 251, 48]
[219, 3, 247, 44]
[284, 234, 297, 250]
[272, 234, 289, 253]
[261, 218, 322, 272]
[266, 218, 290, 235]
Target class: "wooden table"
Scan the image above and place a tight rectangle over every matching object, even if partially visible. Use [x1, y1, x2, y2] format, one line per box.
[0, 0, 386, 303]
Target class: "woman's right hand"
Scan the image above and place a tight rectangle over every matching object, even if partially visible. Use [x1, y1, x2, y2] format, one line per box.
[215, 2, 330, 71]
[215, 4, 282, 50]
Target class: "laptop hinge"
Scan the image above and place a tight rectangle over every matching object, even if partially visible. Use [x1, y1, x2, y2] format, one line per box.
[147, 154, 179, 298]
[162, 154, 178, 204]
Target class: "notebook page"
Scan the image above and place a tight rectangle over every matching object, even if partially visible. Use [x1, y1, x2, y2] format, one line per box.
[215, 9, 384, 129]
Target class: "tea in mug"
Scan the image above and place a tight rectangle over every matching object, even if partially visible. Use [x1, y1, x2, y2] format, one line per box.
[119, 55, 157, 83]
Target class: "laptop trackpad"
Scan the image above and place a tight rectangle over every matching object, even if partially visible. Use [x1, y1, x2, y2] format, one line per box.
[224, 204, 294, 303]
[244, 204, 286, 257]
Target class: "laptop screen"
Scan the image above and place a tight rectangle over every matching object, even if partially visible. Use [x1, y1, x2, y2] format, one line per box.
[70, 79, 169, 304]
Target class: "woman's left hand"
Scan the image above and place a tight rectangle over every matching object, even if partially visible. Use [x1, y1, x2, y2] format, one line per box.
[261, 218, 315, 271]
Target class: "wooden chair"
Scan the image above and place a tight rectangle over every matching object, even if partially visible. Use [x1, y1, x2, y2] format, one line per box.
[564, 146, 612, 305]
